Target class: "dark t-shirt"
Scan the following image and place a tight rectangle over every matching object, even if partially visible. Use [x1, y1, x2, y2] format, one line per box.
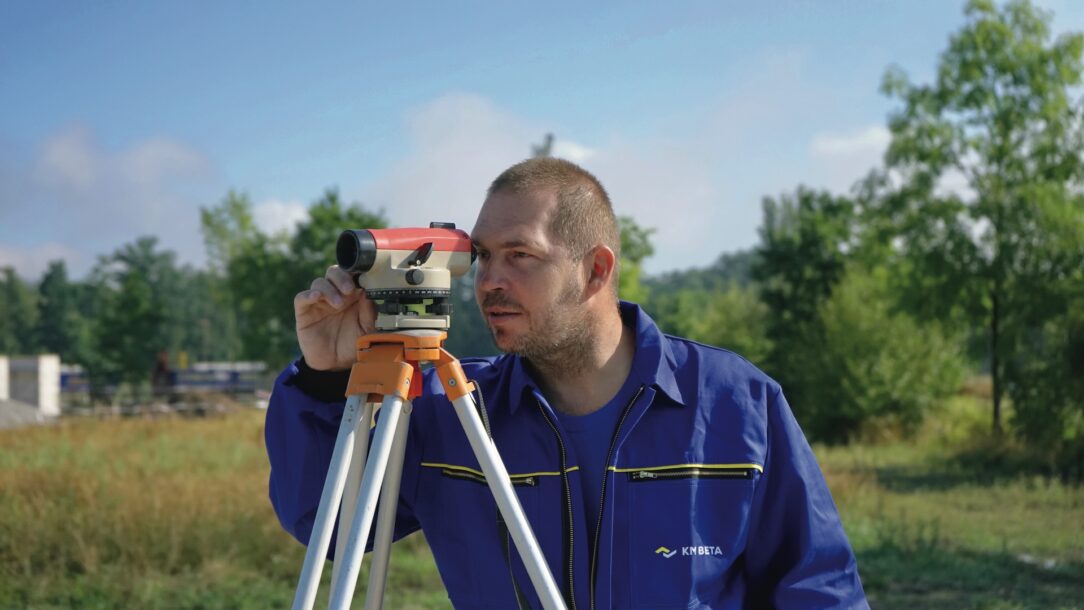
[554, 369, 641, 545]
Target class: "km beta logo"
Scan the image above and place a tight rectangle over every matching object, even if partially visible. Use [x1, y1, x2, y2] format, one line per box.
[654, 545, 723, 559]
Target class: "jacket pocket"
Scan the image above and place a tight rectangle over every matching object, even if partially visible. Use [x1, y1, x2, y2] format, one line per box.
[438, 465, 541, 487]
[625, 466, 759, 609]
[423, 463, 543, 608]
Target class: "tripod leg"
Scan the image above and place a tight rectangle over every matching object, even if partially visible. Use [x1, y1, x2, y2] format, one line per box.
[450, 393, 567, 610]
[363, 400, 412, 610]
[291, 394, 364, 610]
[327, 394, 406, 610]
[332, 400, 375, 588]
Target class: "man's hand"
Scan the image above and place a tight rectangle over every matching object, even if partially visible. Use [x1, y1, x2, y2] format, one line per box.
[294, 265, 377, 371]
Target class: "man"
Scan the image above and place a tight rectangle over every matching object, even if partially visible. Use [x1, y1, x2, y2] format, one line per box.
[266, 158, 868, 609]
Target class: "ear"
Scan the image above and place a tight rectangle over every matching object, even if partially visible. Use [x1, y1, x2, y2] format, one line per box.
[582, 245, 617, 298]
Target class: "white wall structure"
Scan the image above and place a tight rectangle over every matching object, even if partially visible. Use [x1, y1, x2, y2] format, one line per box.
[7, 355, 61, 417]
[0, 356, 9, 401]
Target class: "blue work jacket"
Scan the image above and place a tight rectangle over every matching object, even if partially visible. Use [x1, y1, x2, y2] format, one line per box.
[265, 303, 868, 609]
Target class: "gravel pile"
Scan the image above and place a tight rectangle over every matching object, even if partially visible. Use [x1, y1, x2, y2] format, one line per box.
[0, 399, 47, 429]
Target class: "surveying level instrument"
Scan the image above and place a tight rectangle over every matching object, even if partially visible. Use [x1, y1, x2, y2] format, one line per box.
[290, 224, 566, 610]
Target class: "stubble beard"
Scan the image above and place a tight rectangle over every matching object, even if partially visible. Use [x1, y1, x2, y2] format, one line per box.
[486, 276, 597, 379]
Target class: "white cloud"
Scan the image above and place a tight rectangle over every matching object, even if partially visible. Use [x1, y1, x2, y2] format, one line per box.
[356, 93, 717, 273]
[937, 167, 973, 199]
[362, 93, 563, 231]
[0, 242, 83, 280]
[810, 126, 890, 157]
[253, 198, 308, 236]
[35, 127, 97, 191]
[805, 125, 891, 194]
[582, 143, 718, 272]
[1, 125, 223, 279]
[552, 140, 596, 163]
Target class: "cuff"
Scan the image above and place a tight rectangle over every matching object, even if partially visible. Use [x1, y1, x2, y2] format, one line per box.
[292, 357, 351, 403]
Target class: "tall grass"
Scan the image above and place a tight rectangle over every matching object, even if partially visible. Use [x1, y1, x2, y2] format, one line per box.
[1, 396, 1082, 609]
[820, 395, 1084, 610]
[0, 410, 444, 609]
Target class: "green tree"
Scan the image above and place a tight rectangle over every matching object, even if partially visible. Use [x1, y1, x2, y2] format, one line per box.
[651, 283, 771, 367]
[800, 266, 966, 442]
[87, 238, 178, 386]
[198, 190, 258, 361]
[1005, 262, 1084, 475]
[0, 267, 39, 355]
[200, 190, 263, 275]
[201, 188, 387, 368]
[444, 267, 498, 358]
[35, 261, 91, 364]
[159, 267, 241, 364]
[879, 0, 1084, 432]
[617, 215, 655, 303]
[753, 186, 858, 414]
[646, 250, 755, 296]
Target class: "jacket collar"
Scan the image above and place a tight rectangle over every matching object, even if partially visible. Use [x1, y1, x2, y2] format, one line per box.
[505, 301, 687, 413]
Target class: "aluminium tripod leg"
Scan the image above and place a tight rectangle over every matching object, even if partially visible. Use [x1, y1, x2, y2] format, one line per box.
[327, 394, 407, 610]
[331, 400, 375, 588]
[363, 400, 413, 610]
[450, 392, 567, 610]
[291, 394, 365, 610]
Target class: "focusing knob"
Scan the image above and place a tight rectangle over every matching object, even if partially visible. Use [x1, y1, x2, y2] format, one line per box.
[406, 269, 425, 285]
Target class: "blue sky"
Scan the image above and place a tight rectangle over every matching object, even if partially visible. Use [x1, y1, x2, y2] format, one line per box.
[3, 1, 1083, 279]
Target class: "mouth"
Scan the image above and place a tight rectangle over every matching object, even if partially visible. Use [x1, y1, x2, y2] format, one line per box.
[485, 308, 522, 324]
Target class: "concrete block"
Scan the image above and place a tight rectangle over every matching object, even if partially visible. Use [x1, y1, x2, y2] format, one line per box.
[0, 356, 8, 401]
[8, 354, 61, 417]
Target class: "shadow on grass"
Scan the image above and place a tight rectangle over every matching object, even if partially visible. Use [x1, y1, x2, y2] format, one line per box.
[873, 464, 1021, 493]
[859, 543, 1084, 610]
[873, 443, 1082, 493]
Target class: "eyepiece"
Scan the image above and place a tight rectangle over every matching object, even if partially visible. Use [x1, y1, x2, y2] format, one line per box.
[336, 230, 378, 273]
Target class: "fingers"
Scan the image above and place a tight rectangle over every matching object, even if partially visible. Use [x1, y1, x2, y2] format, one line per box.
[325, 265, 356, 295]
[296, 266, 364, 311]
[306, 278, 347, 308]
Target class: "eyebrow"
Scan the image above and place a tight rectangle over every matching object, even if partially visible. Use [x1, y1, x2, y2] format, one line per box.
[471, 237, 544, 251]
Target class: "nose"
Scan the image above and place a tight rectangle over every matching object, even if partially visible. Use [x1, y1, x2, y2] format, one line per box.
[474, 256, 507, 295]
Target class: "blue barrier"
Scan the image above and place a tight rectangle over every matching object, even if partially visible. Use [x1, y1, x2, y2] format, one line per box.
[61, 369, 266, 394]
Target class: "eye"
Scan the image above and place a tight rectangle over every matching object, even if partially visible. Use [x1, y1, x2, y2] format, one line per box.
[511, 251, 530, 259]
[475, 248, 490, 261]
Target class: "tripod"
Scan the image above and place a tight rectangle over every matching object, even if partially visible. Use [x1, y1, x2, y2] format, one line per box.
[291, 329, 566, 610]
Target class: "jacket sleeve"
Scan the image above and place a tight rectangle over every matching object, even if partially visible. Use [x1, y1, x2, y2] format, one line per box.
[264, 360, 422, 556]
[743, 385, 869, 609]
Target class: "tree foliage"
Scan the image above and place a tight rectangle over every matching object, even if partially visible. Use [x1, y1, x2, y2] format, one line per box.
[753, 186, 858, 411]
[617, 215, 655, 304]
[199, 188, 387, 368]
[86, 238, 177, 385]
[0, 267, 38, 355]
[35, 261, 92, 365]
[878, 0, 1084, 432]
[650, 283, 771, 368]
[797, 267, 966, 442]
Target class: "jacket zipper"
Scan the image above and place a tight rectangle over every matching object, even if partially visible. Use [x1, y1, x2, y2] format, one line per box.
[589, 385, 644, 610]
[628, 467, 758, 481]
[439, 468, 538, 487]
[537, 399, 578, 610]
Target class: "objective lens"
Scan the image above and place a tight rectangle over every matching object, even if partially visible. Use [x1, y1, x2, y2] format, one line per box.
[336, 230, 378, 273]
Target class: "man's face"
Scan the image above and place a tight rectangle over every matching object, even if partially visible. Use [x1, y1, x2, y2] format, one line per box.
[470, 189, 592, 361]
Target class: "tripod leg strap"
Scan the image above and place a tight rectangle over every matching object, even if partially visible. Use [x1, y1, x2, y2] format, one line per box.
[498, 510, 534, 610]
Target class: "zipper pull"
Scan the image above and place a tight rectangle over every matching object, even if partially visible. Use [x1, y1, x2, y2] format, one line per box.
[637, 471, 657, 480]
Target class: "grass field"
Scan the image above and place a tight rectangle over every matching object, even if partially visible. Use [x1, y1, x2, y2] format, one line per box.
[1, 397, 1081, 609]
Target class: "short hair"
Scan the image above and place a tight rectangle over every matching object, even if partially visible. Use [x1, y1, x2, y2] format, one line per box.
[487, 157, 620, 262]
